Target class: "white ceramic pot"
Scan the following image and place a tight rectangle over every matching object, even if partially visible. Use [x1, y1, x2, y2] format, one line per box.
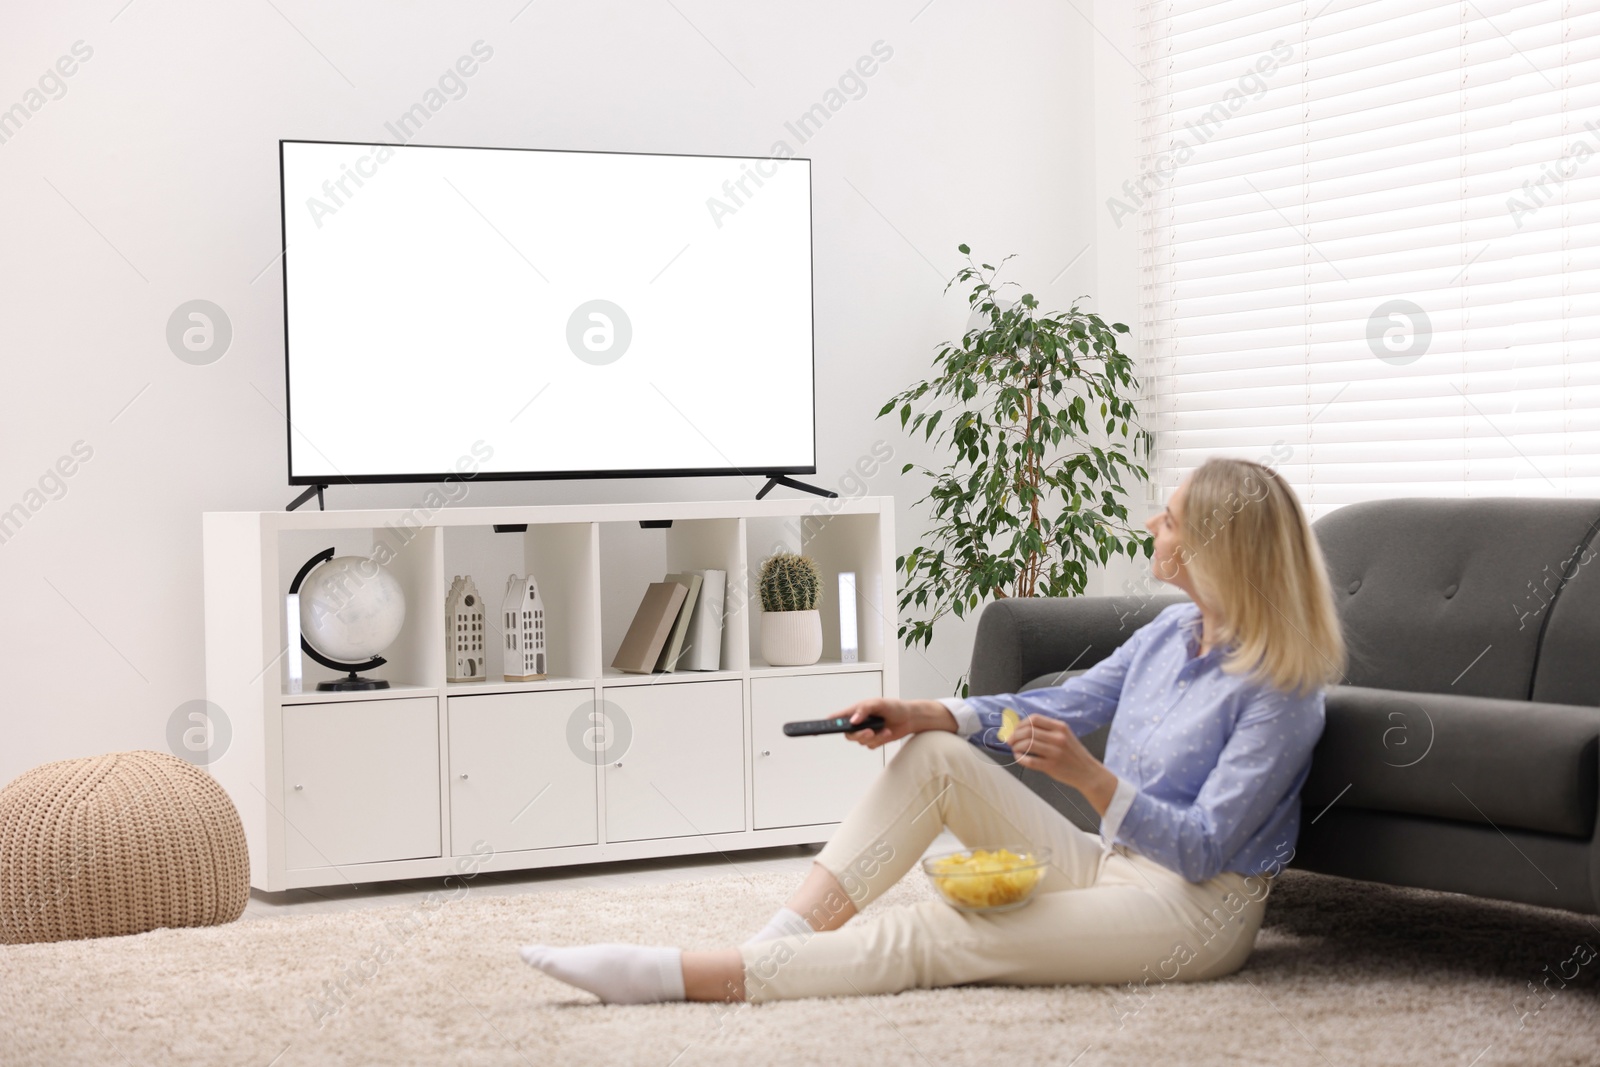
[761, 609, 823, 666]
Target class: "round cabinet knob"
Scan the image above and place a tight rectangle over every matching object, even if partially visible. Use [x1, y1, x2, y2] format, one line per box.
[761, 749, 771, 757]
[293, 784, 304, 791]
[459, 773, 469, 780]
[614, 761, 623, 768]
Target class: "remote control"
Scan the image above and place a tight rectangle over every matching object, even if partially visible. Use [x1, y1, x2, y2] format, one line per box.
[783, 714, 886, 737]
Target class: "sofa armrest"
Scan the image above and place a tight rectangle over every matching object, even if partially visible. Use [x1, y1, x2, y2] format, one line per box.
[968, 593, 1189, 697]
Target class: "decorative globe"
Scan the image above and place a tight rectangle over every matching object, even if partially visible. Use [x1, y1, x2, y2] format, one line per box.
[298, 556, 406, 663]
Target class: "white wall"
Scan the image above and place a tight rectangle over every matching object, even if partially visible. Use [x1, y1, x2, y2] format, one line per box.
[1090, 0, 1159, 605]
[0, 0, 1153, 785]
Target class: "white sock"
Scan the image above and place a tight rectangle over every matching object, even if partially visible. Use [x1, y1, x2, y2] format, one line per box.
[518, 942, 686, 1004]
[743, 905, 814, 946]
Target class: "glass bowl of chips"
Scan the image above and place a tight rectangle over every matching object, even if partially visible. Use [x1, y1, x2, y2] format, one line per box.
[921, 846, 1050, 913]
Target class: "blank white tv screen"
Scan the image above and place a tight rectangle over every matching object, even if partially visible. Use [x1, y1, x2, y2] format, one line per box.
[280, 140, 815, 483]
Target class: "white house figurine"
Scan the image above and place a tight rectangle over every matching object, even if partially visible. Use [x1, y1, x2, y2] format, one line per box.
[446, 575, 487, 683]
[502, 573, 547, 682]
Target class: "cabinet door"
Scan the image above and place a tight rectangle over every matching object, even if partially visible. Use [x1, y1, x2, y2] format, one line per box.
[751, 673, 885, 829]
[447, 691, 598, 855]
[282, 698, 441, 869]
[602, 680, 743, 843]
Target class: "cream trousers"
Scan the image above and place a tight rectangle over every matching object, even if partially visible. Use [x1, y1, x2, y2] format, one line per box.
[738, 729, 1271, 1003]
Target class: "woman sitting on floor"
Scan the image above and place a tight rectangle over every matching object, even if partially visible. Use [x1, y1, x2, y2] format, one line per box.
[519, 456, 1347, 1004]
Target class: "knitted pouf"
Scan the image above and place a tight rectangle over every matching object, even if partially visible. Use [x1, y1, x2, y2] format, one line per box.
[0, 750, 249, 944]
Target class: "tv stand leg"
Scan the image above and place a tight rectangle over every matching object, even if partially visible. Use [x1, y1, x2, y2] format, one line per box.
[286, 484, 327, 512]
[755, 474, 837, 500]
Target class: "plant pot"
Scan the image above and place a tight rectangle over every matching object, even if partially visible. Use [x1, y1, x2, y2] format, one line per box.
[761, 609, 823, 666]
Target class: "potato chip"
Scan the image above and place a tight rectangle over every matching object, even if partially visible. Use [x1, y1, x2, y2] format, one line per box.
[997, 707, 1020, 744]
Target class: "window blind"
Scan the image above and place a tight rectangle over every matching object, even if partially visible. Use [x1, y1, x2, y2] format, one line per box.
[1136, 0, 1600, 516]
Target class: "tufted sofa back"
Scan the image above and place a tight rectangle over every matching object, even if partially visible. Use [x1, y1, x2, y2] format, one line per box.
[1311, 497, 1600, 705]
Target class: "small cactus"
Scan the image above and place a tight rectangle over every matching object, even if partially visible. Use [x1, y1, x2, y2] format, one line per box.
[758, 552, 821, 613]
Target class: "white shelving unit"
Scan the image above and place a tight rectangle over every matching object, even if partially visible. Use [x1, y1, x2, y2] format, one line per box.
[203, 496, 900, 891]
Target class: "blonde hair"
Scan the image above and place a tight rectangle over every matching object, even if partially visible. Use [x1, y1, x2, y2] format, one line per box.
[1174, 458, 1346, 697]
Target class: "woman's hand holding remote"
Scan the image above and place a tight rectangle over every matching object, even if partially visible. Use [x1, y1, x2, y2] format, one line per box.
[840, 698, 957, 749]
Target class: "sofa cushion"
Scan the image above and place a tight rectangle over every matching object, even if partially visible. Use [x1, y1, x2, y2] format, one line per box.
[1020, 669, 1088, 693]
[968, 594, 1187, 700]
[1301, 685, 1600, 839]
[1313, 498, 1600, 701]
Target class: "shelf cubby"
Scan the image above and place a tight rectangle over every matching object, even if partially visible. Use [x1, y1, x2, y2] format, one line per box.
[598, 516, 746, 675]
[273, 524, 443, 697]
[745, 508, 887, 669]
[441, 522, 600, 685]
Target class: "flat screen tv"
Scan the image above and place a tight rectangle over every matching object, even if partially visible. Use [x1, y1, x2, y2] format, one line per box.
[279, 139, 815, 492]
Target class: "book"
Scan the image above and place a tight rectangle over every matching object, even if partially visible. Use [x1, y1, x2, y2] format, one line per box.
[654, 572, 704, 672]
[680, 569, 726, 671]
[611, 581, 689, 673]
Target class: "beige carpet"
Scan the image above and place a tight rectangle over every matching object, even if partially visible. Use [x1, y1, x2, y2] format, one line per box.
[1, 865, 1597, 1067]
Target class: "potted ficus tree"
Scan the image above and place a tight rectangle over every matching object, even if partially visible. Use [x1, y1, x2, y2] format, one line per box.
[881, 244, 1155, 695]
[758, 551, 823, 666]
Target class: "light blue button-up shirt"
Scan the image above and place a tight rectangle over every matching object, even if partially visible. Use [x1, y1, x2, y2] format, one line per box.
[938, 601, 1326, 883]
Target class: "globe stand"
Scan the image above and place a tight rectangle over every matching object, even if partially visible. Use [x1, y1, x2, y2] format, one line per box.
[318, 672, 391, 692]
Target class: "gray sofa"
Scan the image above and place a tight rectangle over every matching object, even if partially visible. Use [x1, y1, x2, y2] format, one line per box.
[966, 497, 1600, 915]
